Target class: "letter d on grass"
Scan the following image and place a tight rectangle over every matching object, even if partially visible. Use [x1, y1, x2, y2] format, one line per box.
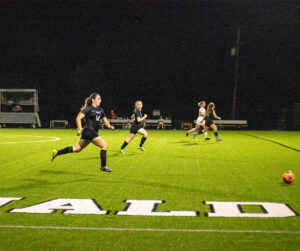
[204, 201, 297, 217]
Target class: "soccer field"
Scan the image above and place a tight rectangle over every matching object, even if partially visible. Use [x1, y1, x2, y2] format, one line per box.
[0, 129, 299, 250]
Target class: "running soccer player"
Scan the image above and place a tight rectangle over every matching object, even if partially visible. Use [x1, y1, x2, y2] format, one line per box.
[199, 102, 222, 142]
[120, 100, 148, 153]
[186, 101, 210, 140]
[51, 93, 115, 172]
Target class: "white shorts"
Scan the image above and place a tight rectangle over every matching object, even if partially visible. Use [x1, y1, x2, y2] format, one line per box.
[196, 117, 205, 126]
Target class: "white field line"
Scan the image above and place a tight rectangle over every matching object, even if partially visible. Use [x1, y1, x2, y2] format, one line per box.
[0, 135, 60, 144]
[0, 225, 299, 234]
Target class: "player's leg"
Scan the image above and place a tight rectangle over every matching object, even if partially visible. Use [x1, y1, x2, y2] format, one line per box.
[191, 123, 201, 138]
[210, 124, 221, 142]
[52, 139, 90, 161]
[120, 133, 135, 153]
[92, 136, 112, 172]
[204, 130, 210, 140]
[202, 121, 210, 140]
[137, 128, 148, 151]
[73, 139, 91, 152]
[198, 125, 209, 135]
[187, 122, 199, 136]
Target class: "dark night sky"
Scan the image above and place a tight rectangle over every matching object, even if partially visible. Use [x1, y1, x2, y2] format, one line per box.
[0, 1, 299, 128]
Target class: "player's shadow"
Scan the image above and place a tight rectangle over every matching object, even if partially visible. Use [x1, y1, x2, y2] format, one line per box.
[40, 170, 94, 177]
[0, 177, 93, 192]
[180, 142, 199, 146]
[97, 178, 244, 198]
[176, 141, 218, 146]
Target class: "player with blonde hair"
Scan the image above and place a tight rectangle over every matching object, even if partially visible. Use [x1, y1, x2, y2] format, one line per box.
[120, 100, 148, 153]
[186, 101, 210, 140]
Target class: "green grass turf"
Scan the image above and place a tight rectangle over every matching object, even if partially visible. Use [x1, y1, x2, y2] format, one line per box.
[0, 129, 299, 250]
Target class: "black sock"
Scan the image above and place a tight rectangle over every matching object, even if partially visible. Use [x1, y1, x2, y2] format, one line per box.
[101, 150, 107, 167]
[139, 137, 147, 147]
[214, 132, 218, 138]
[57, 147, 73, 156]
[121, 141, 128, 149]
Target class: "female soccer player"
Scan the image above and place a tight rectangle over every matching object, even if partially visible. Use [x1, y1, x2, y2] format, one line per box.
[200, 102, 222, 142]
[120, 100, 148, 153]
[186, 101, 210, 140]
[51, 93, 115, 172]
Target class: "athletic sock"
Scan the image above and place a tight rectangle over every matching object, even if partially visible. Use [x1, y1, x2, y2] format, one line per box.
[188, 128, 196, 133]
[204, 131, 208, 138]
[214, 132, 219, 139]
[121, 141, 128, 149]
[139, 137, 147, 147]
[57, 147, 73, 156]
[101, 150, 107, 167]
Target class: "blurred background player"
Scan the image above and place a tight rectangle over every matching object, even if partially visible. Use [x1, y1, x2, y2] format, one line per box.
[157, 116, 165, 129]
[186, 101, 210, 140]
[51, 93, 115, 172]
[199, 102, 222, 142]
[120, 100, 148, 153]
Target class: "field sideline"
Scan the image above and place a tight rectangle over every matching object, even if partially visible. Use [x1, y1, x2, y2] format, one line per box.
[0, 129, 299, 250]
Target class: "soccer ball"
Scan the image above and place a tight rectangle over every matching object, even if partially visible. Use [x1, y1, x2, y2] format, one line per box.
[282, 171, 295, 184]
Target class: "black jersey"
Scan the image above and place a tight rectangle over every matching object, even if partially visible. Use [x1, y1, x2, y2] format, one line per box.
[205, 110, 214, 121]
[133, 109, 143, 125]
[81, 106, 106, 131]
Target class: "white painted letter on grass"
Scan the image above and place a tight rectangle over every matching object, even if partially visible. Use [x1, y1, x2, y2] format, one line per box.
[205, 201, 298, 217]
[10, 199, 107, 215]
[116, 200, 198, 216]
[0, 197, 23, 208]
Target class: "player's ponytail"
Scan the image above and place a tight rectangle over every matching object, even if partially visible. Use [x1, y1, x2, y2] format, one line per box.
[81, 93, 99, 110]
[205, 102, 215, 117]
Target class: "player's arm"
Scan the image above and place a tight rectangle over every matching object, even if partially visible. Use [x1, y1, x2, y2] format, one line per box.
[199, 111, 205, 117]
[102, 117, 115, 130]
[213, 110, 221, 120]
[137, 114, 147, 123]
[76, 112, 85, 136]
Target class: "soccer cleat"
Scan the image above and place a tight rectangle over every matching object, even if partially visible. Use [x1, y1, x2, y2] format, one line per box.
[51, 149, 58, 161]
[138, 146, 145, 151]
[205, 138, 211, 141]
[193, 133, 197, 139]
[216, 138, 222, 142]
[186, 131, 189, 136]
[120, 149, 125, 154]
[100, 166, 113, 172]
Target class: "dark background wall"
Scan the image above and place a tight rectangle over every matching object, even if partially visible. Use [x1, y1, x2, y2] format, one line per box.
[0, 1, 299, 129]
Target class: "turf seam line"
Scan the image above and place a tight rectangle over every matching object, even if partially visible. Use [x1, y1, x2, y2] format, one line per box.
[239, 132, 300, 153]
[0, 225, 300, 234]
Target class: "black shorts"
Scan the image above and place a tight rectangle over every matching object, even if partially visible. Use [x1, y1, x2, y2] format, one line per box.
[205, 119, 214, 127]
[130, 124, 142, 134]
[81, 127, 99, 141]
